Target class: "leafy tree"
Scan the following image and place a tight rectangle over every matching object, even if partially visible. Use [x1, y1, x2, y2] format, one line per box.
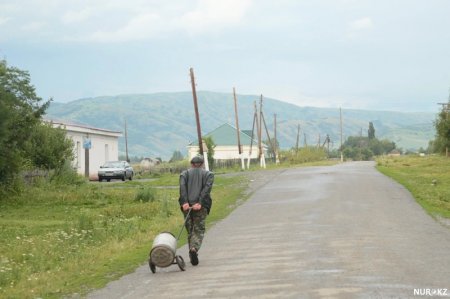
[433, 103, 450, 154]
[368, 122, 376, 139]
[263, 138, 279, 159]
[202, 136, 216, 170]
[169, 150, 184, 162]
[0, 60, 49, 185]
[0, 60, 74, 191]
[342, 123, 396, 160]
[24, 122, 74, 171]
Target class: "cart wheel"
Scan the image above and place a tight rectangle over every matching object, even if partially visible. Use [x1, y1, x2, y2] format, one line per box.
[176, 255, 186, 271]
[149, 260, 156, 273]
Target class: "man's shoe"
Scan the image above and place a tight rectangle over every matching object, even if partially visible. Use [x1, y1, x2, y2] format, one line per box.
[189, 249, 199, 266]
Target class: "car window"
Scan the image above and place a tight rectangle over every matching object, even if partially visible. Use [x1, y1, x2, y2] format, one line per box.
[103, 162, 122, 168]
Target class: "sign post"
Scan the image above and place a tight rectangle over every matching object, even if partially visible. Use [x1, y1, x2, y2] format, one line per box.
[83, 137, 91, 178]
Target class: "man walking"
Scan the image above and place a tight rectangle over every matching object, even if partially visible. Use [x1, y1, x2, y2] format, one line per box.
[179, 155, 214, 266]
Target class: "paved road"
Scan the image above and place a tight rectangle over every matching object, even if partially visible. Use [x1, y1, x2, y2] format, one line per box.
[87, 162, 450, 299]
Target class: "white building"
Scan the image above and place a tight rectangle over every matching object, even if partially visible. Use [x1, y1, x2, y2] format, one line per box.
[187, 123, 264, 161]
[50, 120, 122, 179]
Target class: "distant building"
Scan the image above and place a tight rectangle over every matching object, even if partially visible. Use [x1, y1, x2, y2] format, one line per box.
[140, 157, 161, 171]
[187, 123, 264, 161]
[388, 149, 402, 157]
[49, 120, 122, 179]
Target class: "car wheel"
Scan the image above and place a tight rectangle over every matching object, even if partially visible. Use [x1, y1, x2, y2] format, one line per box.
[121, 175, 125, 181]
[107, 179, 111, 182]
[99, 177, 103, 182]
[129, 172, 133, 181]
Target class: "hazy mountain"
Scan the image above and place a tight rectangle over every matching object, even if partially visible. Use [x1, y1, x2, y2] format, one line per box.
[45, 91, 436, 160]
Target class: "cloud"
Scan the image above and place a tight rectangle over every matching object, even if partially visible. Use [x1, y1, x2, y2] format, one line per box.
[21, 21, 46, 32]
[179, 0, 252, 34]
[86, 13, 163, 42]
[346, 17, 374, 39]
[62, 8, 93, 24]
[350, 17, 374, 30]
[0, 16, 10, 26]
[65, 0, 252, 43]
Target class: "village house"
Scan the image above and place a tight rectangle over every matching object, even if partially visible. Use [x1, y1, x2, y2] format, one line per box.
[187, 123, 264, 162]
[49, 120, 122, 179]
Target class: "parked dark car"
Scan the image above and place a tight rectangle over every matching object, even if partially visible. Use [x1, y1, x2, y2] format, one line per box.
[98, 161, 134, 182]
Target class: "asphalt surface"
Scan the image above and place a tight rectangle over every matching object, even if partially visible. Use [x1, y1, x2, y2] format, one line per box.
[87, 162, 450, 299]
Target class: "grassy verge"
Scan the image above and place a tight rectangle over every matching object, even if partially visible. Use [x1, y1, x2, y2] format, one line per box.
[376, 155, 450, 219]
[0, 174, 249, 299]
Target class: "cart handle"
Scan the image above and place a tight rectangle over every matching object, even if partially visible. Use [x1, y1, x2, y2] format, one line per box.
[176, 207, 192, 241]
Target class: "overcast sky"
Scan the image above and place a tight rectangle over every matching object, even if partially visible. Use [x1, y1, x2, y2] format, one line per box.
[1, 0, 449, 112]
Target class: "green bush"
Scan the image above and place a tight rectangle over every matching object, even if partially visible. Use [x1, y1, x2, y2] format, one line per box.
[280, 147, 328, 164]
[50, 161, 86, 186]
[135, 187, 156, 202]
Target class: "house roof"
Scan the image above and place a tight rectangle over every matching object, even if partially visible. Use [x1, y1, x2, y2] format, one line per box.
[190, 123, 257, 146]
[45, 119, 122, 137]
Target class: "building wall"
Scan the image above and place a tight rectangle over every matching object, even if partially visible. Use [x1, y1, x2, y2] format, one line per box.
[188, 145, 261, 161]
[51, 122, 121, 179]
[66, 131, 119, 178]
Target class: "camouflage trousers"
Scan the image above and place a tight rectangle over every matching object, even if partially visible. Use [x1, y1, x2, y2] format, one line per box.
[183, 207, 207, 251]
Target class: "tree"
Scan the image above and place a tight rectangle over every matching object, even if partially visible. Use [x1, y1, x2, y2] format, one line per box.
[202, 136, 215, 170]
[263, 138, 279, 159]
[0, 60, 73, 190]
[0, 60, 49, 185]
[343, 134, 396, 160]
[434, 104, 450, 154]
[368, 122, 376, 139]
[169, 150, 184, 163]
[24, 122, 74, 171]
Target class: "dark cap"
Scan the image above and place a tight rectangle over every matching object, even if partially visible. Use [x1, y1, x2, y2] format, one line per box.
[190, 155, 204, 164]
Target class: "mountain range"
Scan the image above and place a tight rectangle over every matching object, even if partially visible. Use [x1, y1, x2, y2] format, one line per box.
[45, 91, 436, 160]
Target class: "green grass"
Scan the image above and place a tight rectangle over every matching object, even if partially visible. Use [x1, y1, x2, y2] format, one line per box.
[376, 155, 450, 219]
[0, 174, 249, 299]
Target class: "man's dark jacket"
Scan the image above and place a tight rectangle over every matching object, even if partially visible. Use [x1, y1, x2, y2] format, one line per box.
[178, 168, 214, 214]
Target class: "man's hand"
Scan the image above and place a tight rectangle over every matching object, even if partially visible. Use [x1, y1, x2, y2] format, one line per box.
[182, 203, 190, 211]
[192, 203, 202, 211]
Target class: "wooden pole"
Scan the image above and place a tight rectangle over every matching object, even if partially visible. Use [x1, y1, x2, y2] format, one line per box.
[247, 102, 258, 169]
[125, 119, 129, 162]
[274, 113, 279, 164]
[295, 124, 300, 155]
[258, 96, 263, 160]
[340, 107, 343, 162]
[233, 87, 242, 155]
[261, 112, 275, 158]
[190, 67, 203, 156]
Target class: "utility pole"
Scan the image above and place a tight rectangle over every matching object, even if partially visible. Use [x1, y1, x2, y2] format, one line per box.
[304, 133, 307, 147]
[233, 87, 244, 170]
[340, 107, 343, 162]
[261, 113, 274, 154]
[190, 67, 208, 170]
[437, 102, 450, 157]
[190, 67, 203, 156]
[295, 124, 300, 155]
[247, 101, 259, 169]
[359, 127, 363, 161]
[274, 114, 280, 164]
[259, 95, 265, 168]
[326, 134, 330, 155]
[124, 119, 130, 162]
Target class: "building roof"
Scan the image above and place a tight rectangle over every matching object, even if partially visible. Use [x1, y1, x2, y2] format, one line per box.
[190, 123, 257, 146]
[45, 119, 122, 137]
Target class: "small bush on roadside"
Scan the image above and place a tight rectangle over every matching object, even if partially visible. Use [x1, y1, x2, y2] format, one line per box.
[135, 187, 156, 202]
[51, 162, 86, 186]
